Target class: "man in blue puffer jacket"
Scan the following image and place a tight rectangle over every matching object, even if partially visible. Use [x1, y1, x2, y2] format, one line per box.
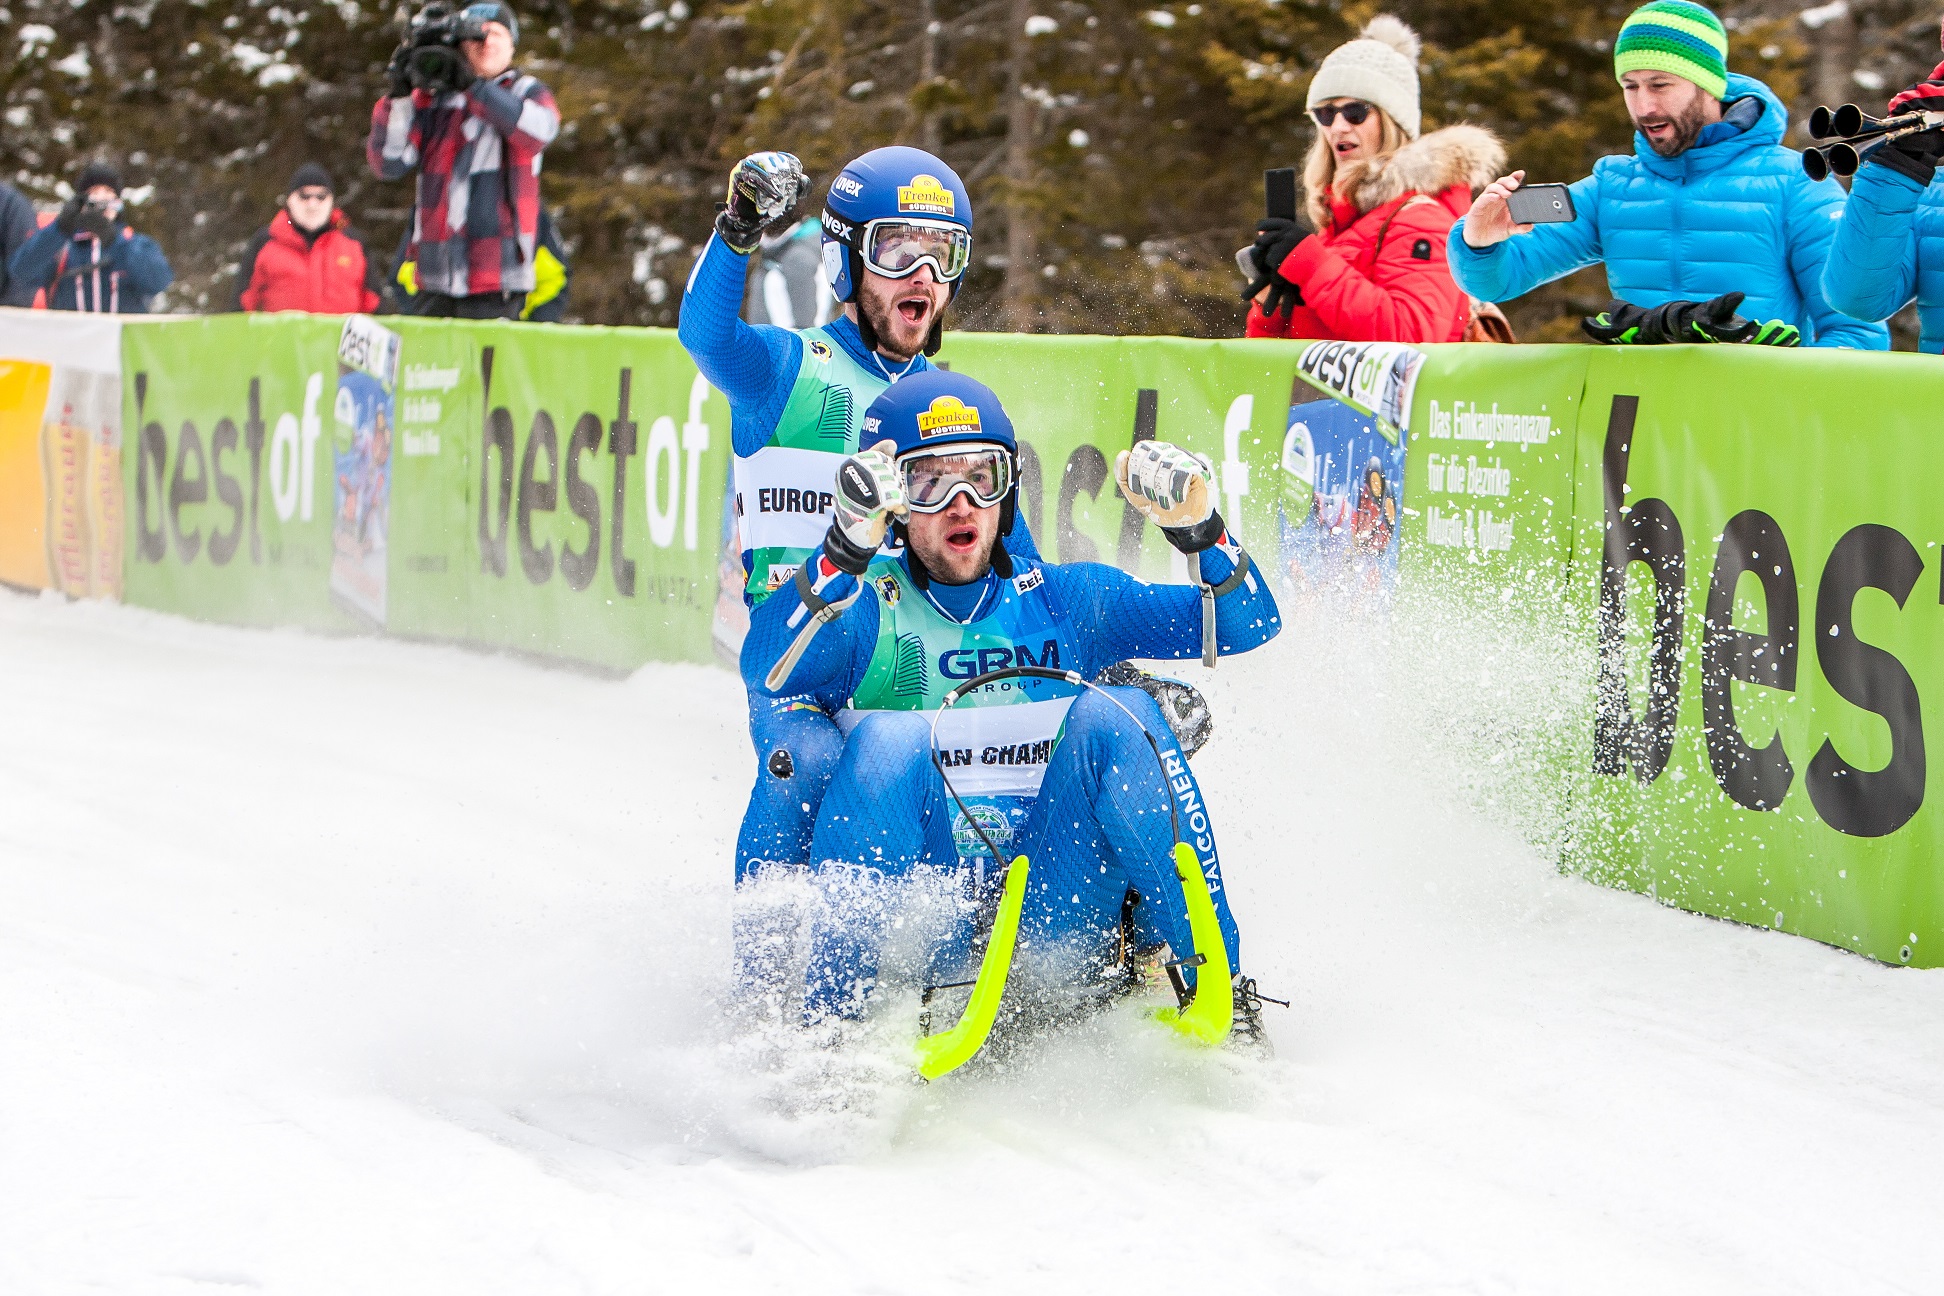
[1821, 36, 1944, 351]
[1449, 0, 1886, 351]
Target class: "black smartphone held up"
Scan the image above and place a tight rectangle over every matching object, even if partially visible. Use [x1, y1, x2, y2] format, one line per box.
[1265, 168, 1298, 222]
[1505, 183, 1576, 225]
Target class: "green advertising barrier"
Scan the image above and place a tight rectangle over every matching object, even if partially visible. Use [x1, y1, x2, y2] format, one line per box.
[115, 316, 1943, 968]
[382, 319, 732, 669]
[1568, 346, 1943, 966]
[934, 335, 1301, 579]
[123, 315, 733, 670]
[123, 315, 370, 631]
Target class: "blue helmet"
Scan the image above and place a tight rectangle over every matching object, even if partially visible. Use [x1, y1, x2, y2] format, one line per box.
[820, 146, 974, 304]
[862, 370, 1014, 459]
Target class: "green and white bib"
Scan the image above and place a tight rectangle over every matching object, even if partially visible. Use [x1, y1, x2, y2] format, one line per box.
[734, 328, 900, 603]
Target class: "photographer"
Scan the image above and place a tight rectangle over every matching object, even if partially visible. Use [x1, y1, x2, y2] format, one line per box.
[8, 162, 173, 314]
[1451, 1, 1884, 350]
[366, 2, 559, 320]
[1243, 17, 1504, 344]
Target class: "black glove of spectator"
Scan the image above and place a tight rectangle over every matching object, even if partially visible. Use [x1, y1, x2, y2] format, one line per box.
[54, 194, 85, 236]
[1583, 292, 1759, 345]
[1240, 217, 1307, 318]
[386, 43, 415, 98]
[1874, 69, 1944, 186]
[74, 202, 116, 241]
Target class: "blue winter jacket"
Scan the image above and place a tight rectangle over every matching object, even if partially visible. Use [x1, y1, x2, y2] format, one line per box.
[1448, 74, 1887, 350]
[1822, 161, 1944, 351]
[8, 218, 173, 313]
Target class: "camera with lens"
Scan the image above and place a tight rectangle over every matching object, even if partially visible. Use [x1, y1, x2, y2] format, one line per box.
[397, 2, 486, 95]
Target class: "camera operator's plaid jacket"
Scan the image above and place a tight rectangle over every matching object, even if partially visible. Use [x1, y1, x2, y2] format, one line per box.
[367, 68, 560, 298]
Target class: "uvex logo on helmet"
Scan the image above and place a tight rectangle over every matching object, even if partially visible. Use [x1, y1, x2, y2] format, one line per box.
[897, 175, 955, 216]
[820, 210, 855, 241]
[915, 394, 981, 440]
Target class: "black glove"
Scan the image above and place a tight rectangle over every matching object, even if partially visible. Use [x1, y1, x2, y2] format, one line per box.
[1240, 217, 1306, 319]
[715, 151, 809, 254]
[74, 203, 116, 241]
[1871, 126, 1944, 187]
[54, 193, 85, 236]
[1583, 292, 1757, 345]
[386, 42, 415, 98]
[1162, 510, 1227, 555]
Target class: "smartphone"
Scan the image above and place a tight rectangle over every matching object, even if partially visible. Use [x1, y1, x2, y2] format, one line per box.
[1505, 183, 1576, 224]
[1264, 168, 1298, 222]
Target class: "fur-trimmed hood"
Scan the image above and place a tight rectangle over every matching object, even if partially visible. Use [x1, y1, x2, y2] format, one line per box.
[1346, 123, 1505, 215]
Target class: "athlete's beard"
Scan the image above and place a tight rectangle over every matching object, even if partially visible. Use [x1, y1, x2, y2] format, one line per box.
[1633, 94, 1714, 158]
[854, 273, 947, 362]
[906, 504, 999, 584]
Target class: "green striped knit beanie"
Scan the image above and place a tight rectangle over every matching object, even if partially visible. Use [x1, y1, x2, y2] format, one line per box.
[1614, 1, 1729, 101]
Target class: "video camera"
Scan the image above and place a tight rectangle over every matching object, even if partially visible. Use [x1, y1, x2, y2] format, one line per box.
[397, 2, 491, 95]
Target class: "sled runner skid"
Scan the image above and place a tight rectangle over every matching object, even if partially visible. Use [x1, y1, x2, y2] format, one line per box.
[1147, 841, 1234, 1045]
[913, 854, 1030, 1081]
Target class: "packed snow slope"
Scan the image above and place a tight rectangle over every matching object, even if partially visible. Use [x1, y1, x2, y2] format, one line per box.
[2, 587, 1941, 1296]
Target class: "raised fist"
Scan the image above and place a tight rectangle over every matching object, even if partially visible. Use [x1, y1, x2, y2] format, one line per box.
[823, 440, 907, 574]
[717, 151, 809, 253]
[1117, 440, 1215, 530]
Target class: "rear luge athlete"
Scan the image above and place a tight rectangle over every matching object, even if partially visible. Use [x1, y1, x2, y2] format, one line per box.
[677, 145, 1040, 885]
[743, 371, 1282, 1042]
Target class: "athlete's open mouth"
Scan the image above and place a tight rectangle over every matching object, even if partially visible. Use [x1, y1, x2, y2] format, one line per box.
[896, 292, 932, 327]
[944, 521, 980, 551]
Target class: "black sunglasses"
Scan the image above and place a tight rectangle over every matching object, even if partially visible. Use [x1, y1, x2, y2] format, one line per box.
[1311, 101, 1373, 128]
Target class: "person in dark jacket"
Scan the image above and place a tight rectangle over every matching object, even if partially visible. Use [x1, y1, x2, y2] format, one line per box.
[236, 164, 385, 314]
[367, 3, 559, 319]
[0, 181, 41, 307]
[9, 161, 173, 314]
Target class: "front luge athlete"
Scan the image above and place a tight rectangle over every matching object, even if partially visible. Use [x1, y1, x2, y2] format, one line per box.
[678, 145, 1039, 882]
[743, 371, 1281, 1034]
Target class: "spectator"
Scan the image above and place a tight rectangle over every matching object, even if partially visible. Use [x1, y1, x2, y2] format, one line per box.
[1821, 25, 1944, 351]
[367, 3, 560, 320]
[1243, 16, 1504, 344]
[8, 161, 172, 314]
[389, 205, 569, 320]
[0, 179, 40, 307]
[741, 217, 834, 328]
[235, 164, 385, 314]
[1452, 1, 1885, 350]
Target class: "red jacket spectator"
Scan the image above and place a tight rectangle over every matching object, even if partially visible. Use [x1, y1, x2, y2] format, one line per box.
[1247, 125, 1502, 343]
[237, 210, 382, 315]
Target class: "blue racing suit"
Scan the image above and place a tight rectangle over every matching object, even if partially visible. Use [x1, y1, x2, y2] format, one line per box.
[677, 234, 1037, 877]
[744, 538, 1280, 1020]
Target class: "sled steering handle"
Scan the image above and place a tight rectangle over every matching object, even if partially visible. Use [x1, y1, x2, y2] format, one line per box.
[940, 666, 1083, 707]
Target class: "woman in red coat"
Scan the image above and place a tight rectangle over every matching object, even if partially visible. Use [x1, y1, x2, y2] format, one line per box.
[236, 164, 384, 314]
[1243, 16, 1503, 343]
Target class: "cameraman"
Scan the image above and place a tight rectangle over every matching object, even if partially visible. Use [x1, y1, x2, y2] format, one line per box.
[366, 3, 559, 320]
[9, 161, 173, 314]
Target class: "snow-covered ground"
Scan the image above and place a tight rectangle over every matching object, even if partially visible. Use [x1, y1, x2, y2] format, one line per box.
[3, 587, 1940, 1295]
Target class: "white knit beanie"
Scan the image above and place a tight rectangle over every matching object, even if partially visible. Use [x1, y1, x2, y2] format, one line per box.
[1306, 15, 1423, 139]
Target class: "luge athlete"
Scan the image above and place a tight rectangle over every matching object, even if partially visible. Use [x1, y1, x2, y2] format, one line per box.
[744, 371, 1281, 1032]
[678, 145, 1040, 880]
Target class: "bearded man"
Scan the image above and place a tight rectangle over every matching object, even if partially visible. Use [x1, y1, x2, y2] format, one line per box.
[1448, 0, 1884, 350]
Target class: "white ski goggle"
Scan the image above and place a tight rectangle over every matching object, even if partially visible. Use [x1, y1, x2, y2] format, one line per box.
[862, 218, 971, 282]
[899, 443, 1012, 513]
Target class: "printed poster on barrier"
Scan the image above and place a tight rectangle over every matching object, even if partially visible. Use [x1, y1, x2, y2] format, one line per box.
[1278, 340, 1423, 606]
[0, 310, 124, 598]
[330, 315, 400, 624]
